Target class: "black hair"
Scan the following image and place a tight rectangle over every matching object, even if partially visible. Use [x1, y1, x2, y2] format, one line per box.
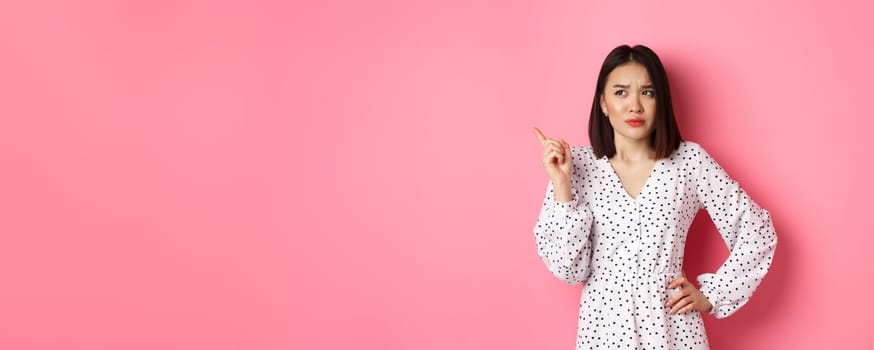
[588, 45, 682, 159]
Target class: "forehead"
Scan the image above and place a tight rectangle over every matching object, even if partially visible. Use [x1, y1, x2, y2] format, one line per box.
[606, 63, 652, 85]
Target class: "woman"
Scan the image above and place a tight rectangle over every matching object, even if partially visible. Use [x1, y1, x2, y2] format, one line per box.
[532, 45, 777, 349]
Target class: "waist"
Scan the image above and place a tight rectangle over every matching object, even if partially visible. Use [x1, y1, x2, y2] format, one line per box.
[587, 270, 682, 285]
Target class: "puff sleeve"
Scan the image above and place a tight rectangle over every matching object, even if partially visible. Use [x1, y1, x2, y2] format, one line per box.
[533, 147, 594, 285]
[693, 146, 778, 318]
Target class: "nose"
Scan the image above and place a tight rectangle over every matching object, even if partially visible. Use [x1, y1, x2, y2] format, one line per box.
[629, 94, 643, 114]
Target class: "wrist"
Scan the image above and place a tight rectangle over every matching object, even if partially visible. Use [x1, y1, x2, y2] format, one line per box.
[552, 183, 573, 203]
[552, 175, 573, 188]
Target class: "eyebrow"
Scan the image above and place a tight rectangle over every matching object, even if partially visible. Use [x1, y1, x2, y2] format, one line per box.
[611, 84, 655, 89]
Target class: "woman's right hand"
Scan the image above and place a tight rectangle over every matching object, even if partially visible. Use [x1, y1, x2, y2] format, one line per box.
[533, 127, 573, 191]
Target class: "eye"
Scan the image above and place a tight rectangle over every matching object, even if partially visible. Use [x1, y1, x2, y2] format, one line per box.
[642, 90, 656, 96]
[614, 90, 627, 96]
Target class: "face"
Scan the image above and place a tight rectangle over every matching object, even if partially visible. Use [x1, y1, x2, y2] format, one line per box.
[599, 63, 657, 143]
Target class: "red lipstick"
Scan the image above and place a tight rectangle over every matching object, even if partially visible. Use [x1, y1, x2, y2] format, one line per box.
[626, 119, 645, 127]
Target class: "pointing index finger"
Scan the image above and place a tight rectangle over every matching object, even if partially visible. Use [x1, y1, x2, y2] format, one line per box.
[533, 127, 547, 145]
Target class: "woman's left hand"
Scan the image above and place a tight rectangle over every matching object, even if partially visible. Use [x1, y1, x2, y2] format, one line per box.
[665, 276, 713, 314]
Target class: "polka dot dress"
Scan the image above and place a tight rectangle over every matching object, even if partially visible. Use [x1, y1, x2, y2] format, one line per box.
[534, 141, 777, 349]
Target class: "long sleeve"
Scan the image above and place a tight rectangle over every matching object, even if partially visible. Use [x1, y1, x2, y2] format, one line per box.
[693, 146, 778, 318]
[533, 149, 594, 285]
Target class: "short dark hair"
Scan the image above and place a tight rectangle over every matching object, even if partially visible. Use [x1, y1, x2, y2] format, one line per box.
[588, 45, 682, 159]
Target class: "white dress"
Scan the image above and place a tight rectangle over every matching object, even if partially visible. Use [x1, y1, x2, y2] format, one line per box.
[534, 141, 777, 349]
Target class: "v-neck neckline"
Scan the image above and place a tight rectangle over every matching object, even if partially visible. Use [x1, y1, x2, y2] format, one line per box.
[603, 156, 661, 202]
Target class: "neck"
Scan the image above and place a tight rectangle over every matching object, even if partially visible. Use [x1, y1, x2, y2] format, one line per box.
[613, 134, 654, 162]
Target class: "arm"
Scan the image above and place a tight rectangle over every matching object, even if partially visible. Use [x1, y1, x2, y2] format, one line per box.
[533, 149, 594, 285]
[694, 146, 778, 318]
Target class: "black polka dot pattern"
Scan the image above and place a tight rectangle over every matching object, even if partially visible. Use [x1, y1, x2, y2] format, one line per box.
[534, 141, 778, 349]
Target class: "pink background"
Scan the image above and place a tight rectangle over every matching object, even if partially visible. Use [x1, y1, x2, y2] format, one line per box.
[0, 1, 871, 349]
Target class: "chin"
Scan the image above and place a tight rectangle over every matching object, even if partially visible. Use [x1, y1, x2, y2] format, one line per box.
[619, 129, 654, 141]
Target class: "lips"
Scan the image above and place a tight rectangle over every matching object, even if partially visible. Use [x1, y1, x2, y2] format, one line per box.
[626, 119, 645, 127]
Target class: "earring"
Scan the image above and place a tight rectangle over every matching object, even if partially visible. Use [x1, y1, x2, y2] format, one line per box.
[603, 110, 608, 117]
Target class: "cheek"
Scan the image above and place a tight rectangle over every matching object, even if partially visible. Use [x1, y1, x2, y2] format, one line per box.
[644, 99, 657, 111]
[606, 99, 624, 112]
